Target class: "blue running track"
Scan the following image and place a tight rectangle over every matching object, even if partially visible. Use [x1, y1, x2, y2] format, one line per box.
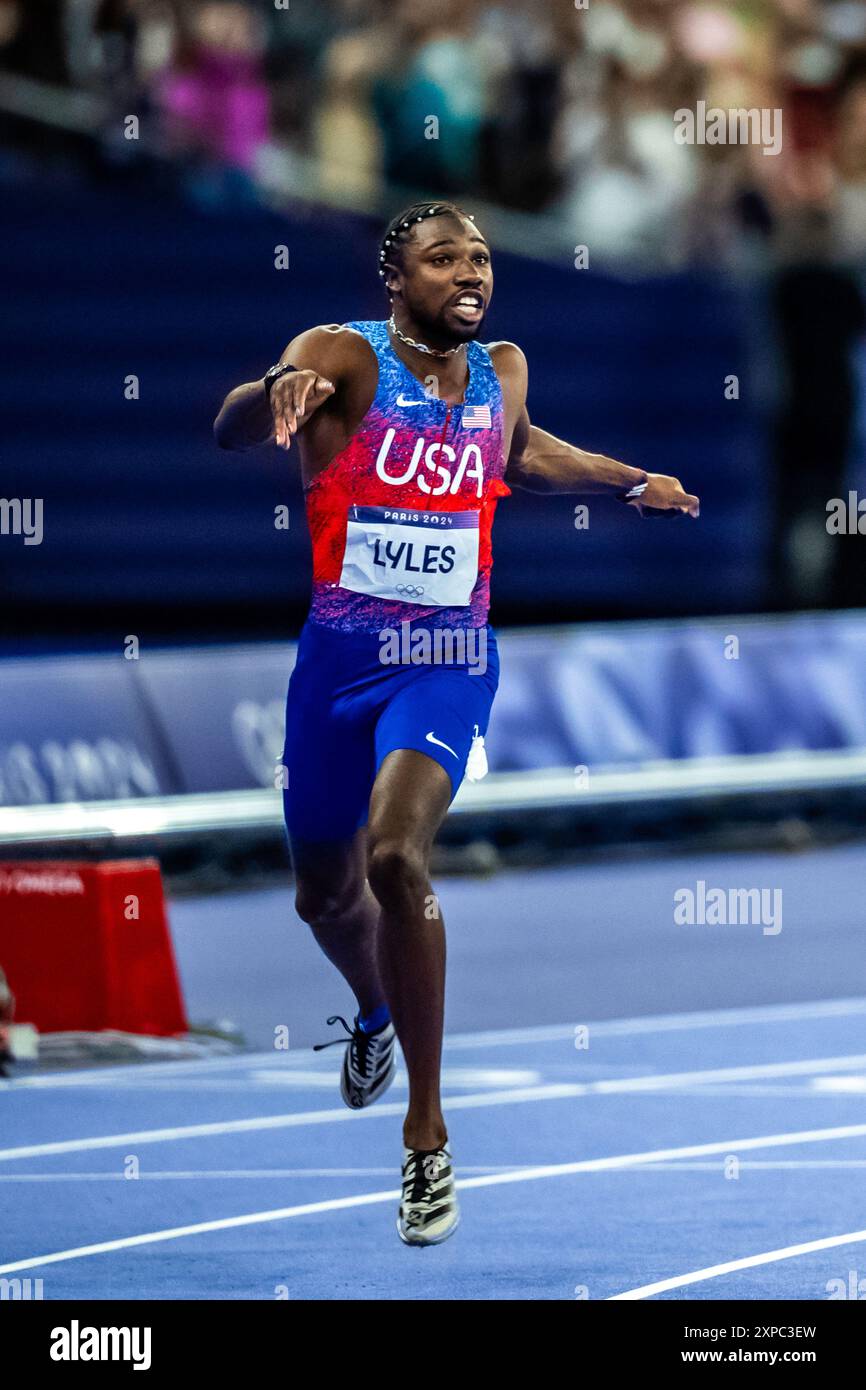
[3, 846, 866, 1300]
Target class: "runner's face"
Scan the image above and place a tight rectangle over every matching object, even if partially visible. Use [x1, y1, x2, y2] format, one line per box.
[391, 217, 493, 343]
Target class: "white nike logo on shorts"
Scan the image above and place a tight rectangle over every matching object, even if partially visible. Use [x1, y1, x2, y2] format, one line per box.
[425, 731, 459, 759]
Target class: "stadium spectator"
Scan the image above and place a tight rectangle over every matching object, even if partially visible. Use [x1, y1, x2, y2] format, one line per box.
[1, 0, 865, 260]
[157, 2, 270, 174]
[370, 0, 490, 193]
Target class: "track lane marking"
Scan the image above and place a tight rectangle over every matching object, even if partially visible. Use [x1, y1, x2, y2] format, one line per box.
[5, 1055, 866, 1161]
[2, 1121, 866, 1277]
[443, 997, 866, 1049]
[6, 997, 865, 1089]
[5, 1157, 866, 1181]
[609, 1228, 866, 1300]
[0, 1084, 583, 1160]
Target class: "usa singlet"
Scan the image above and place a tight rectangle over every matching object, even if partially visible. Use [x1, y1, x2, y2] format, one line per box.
[305, 320, 509, 630]
[283, 320, 509, 841]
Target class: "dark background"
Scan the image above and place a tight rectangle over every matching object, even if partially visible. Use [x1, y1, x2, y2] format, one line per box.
[1, 0, 865, 648]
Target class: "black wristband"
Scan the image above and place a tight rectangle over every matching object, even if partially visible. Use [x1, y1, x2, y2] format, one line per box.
[263, 363, 300, 399]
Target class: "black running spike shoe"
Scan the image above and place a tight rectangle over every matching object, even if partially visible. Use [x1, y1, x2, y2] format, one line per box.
[313, 1013, 397, 1110]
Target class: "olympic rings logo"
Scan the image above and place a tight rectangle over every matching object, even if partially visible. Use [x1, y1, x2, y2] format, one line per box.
[395, 584, 425, 597]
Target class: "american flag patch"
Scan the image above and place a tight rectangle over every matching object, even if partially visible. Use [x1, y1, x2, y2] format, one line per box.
[461, 404, 491, 430]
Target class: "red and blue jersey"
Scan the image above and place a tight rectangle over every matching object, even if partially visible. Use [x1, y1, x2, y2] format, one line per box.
[304, 319, 509, 632]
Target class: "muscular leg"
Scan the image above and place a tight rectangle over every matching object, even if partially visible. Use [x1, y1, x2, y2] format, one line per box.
[290, 830, 387, 1018]
[366, 749, 453, 1151]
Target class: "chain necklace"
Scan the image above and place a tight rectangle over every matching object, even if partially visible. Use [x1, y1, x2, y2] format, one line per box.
[387, 315, 464, 359]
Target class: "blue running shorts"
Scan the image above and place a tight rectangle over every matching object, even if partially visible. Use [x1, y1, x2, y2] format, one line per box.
[282, 619, 499, 842]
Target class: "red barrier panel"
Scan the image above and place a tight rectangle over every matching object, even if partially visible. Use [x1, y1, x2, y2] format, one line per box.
[0, 860, 187, 1036]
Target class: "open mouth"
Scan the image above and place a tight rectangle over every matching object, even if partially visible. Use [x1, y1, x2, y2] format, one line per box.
[449, 292, 485, 321]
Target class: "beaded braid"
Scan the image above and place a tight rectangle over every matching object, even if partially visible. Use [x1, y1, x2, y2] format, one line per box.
[378, 201, 476, 292]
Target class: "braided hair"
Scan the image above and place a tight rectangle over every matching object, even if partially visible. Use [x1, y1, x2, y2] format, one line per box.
[378, 201, 476, 296]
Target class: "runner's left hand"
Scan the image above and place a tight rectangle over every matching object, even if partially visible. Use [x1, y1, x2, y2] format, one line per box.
[625, 473, 699, 518]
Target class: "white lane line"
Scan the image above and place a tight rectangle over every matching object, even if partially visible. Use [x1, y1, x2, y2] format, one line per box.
[2, 1120, 865, 1278]
[812, 1076, 866, 1092]
[443, 997, 866, 1050]
[7, 997, 865, 1089]
[35, 1067, 540, 1093]
[6, 1158, 866, 1182]
[614, 1160, 866, 1171]
[609, 1229, 866, 1300]
[0, 1166, 531, 1182]
[1, 1067, 542, 1089]
[6, 1052, 866, 1163]
[0, 1083, 585, 1161]
[0, 1191, 403, 1276]
[626, 1084, 861, 1098]
[246, 1067, 542, 1090]
[590, 1053, 866, 1093]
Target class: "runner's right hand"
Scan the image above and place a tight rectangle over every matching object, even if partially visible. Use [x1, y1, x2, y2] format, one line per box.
[271, 370, 335, 450]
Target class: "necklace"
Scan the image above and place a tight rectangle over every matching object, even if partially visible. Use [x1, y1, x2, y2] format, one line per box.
[387, 315, 463, 359]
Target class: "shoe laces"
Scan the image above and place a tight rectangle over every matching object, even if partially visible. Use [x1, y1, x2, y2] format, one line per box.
[403, 1148, 448, 1207]
[313, 1014, 380, 1078]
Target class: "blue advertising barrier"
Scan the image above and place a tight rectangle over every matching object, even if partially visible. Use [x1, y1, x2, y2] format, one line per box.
[134, 644, 294, 793]
[0, 657, 172, 806]
[2, 612, 866, 807]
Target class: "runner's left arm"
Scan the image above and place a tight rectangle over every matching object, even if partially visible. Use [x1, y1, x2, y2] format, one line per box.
[507, 408, 699, 516]
[495, 344, 698, 516]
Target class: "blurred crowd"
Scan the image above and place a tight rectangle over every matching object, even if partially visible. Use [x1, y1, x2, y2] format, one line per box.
[2, 0, 866, 264]
[1, 1, 865, 610]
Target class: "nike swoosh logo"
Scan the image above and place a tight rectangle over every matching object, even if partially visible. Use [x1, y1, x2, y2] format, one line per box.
[426, 731, 459, 759]
[396, 394, 428, 407]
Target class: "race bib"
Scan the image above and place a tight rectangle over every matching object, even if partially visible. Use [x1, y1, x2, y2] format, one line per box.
[339, 506, 479, 606]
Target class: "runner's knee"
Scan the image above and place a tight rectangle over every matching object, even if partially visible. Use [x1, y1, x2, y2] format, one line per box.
[367, 835, 427, 911]
[294, 878, 365, 930]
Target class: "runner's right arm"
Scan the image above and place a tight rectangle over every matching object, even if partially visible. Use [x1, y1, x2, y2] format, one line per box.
[213, 325, 350, 452]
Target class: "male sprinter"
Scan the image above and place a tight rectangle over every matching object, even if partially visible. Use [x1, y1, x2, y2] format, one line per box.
[214, 201, 699, 1246]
